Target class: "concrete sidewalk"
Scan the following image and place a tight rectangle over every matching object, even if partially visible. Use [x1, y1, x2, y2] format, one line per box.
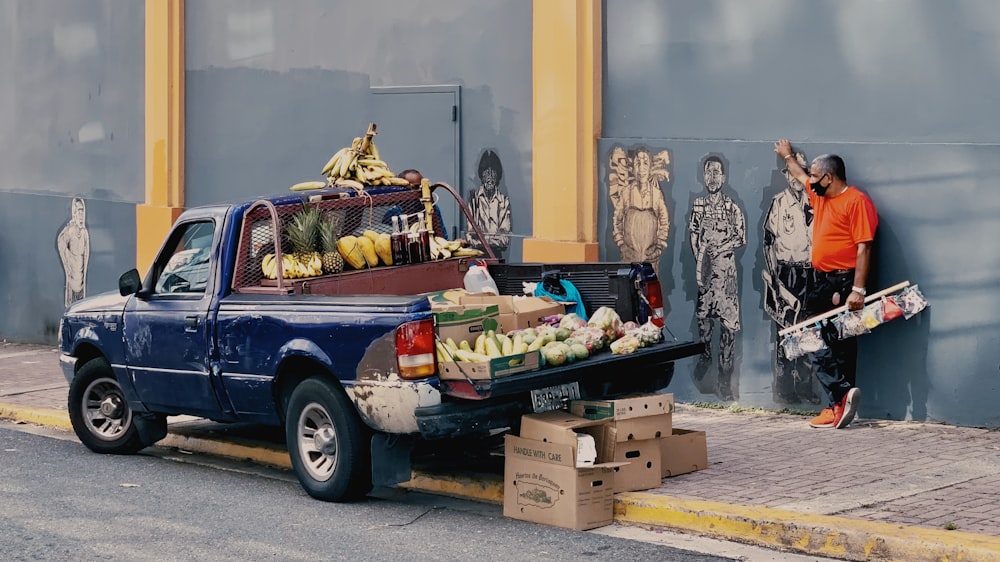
[2, 340, 999, 561]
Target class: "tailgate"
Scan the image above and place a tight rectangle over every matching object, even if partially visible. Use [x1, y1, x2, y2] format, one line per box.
[437, 339, 703, 401]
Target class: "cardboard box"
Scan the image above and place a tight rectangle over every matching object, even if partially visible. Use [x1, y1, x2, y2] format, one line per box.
[571, 393, 674, 442]
[570, 393, 675, 421]
[458, 294, 565, 332]
[504, 412, 623, 531]
[438, 350, 541, 381]
[459, 294, 517, 333]
[433, 304, 500, 346]
[605, 435, 662, 492]
[610, 414, 672, 441]
[511, 296, 564, 329]
[504, 435, 617, 531]
[660, 428, 709, 478]
[425, 288, 469, 310]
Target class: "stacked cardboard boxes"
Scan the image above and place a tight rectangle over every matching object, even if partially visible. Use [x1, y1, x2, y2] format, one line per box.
[503, 393, 709, 530]
[571, 394, 673, 493]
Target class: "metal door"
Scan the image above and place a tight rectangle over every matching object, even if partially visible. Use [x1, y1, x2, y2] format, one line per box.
[371, 85, 461, 239]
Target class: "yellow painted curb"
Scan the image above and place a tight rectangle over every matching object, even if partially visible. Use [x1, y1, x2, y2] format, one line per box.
[614, 493, 1000, 562]
[158, 433, 292, 470]
[0, 403, 73, 431]
[403, 470, 504, 505]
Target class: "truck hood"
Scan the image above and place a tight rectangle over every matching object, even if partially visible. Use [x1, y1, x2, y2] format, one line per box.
[65, 290, 130, 315]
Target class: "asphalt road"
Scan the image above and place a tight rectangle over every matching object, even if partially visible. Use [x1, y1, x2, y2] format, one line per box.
[1, 422, 844, 562]
[1, 425, 735, 562]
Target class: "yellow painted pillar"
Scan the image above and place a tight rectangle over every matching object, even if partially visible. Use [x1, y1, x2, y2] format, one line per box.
[522, 0, 602, 263]
[138, 0, 185, 275]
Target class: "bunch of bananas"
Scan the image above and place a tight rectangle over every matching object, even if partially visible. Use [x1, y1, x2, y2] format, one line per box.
[320, 123, 410, 190]
[260, 253, 323, 279]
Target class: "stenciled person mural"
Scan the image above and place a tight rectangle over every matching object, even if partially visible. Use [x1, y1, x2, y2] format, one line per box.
[689, 154, 746, 402]
[466, 149, 512, 257]
[763, 151, 820, 404]
[609, 145, 671, 274]
[57, 197, 90, 308]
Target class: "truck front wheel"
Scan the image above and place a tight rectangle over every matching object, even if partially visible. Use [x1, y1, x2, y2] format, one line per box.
[285, 377, 372, 501]
[68, 358, 165, 454]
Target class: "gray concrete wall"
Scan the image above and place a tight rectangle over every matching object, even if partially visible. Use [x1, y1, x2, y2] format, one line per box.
[0, 0, 144, 342]
[184, 0, 533, 261]
[603, 0, 1000, 427]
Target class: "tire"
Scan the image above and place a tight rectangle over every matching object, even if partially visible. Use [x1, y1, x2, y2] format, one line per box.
[285, 377, 372, 501]
[68, 358, 165, 454]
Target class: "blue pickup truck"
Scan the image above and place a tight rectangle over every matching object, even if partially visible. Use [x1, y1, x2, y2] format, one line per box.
[59, 184, 702, 501]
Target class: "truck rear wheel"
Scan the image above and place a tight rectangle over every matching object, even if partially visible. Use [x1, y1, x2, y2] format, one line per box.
[68, 358, 165, 454]
[285, 377, 372, 501]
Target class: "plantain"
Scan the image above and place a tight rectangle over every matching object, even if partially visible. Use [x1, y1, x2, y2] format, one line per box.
[290, 181, 327, 192]
[356, 235, 379, 267]
[336, 236, 367, 269]
[321, 148, 347, 175]
[374, 233, 392, 265]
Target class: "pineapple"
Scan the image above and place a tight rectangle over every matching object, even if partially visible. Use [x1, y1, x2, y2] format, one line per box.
[319, 214, 344, 274]
[285, 206, 322, 277]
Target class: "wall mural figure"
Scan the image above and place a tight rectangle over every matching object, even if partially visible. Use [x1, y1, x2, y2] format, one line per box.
[57, 197, 90, 308]
[763, 152, 820, 404]
[609, 145, 671, 274]
[466, 149, 512, 257]
[689, 155, 746, 401]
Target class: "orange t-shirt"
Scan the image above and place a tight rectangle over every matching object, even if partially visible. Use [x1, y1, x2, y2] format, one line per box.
[807, 184, 878, 272]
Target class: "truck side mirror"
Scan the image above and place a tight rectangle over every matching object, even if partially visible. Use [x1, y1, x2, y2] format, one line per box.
[119, 269, 142, 296]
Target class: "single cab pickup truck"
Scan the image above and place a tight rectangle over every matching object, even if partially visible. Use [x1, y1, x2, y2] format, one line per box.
[59, 183, 702, 501]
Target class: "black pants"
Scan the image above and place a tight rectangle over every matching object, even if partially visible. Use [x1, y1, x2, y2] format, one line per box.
[803, 269, 857, 407]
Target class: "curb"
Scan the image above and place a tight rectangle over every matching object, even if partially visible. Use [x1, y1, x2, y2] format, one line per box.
[0, 403, 73, 432]
[613, 493, 1000, 562]
[4, 404, 999, 562]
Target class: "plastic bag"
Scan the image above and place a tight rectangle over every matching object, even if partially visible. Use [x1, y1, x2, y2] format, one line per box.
[899, 285, 928, 319]
[862, 301, 884, 330]
[780, 332, 804, 360]
[798, 324, 828, 354]
[882, 295, 904, 322]
[834, 310, 870, 339]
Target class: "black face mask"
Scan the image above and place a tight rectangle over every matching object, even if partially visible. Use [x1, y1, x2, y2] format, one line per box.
[811, 174, 829, 196]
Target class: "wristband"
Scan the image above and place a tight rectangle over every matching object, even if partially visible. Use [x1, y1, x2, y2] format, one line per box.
[783, 154, 793, 160]
[851, 286, 866, 296]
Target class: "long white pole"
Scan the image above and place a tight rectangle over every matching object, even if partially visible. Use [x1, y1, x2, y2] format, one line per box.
[778, 280, 911, 337]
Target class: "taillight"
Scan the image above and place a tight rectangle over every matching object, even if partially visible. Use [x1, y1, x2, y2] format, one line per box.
[633, 263, 665, 328]
[396, 318, 437, 379]
[643, 278, 665, 328]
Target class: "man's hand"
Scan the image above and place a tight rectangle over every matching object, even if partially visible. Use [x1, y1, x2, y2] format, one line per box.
[774, 139, 793, 159]
[846, 290, 865, 311]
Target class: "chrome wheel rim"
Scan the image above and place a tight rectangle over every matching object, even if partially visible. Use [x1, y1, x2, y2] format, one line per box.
[81, 376, 132, 441]
[297, 403, 338, 482]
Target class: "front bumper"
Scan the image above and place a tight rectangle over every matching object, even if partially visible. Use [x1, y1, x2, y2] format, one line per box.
[59, 353, 77, 384]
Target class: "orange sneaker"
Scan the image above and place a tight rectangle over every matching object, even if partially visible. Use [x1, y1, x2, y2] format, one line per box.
[809, 407, 836, 428]
[835, 387, 861, 429]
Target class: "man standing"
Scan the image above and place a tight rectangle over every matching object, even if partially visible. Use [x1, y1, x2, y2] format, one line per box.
[763, 152, 818, 404]
[774, 139, 878, 429]
[689, 155, 746, 401]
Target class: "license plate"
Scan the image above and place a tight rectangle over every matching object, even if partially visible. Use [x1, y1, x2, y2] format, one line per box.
[530, 382, 581, 413]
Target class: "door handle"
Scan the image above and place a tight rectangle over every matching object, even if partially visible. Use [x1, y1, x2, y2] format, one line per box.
[184, 315, 200, 332]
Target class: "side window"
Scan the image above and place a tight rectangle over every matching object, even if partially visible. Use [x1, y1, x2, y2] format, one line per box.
[153, 221, 215, 294]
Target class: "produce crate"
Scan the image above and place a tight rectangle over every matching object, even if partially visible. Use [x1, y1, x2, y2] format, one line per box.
[438, 350, 541, 382]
